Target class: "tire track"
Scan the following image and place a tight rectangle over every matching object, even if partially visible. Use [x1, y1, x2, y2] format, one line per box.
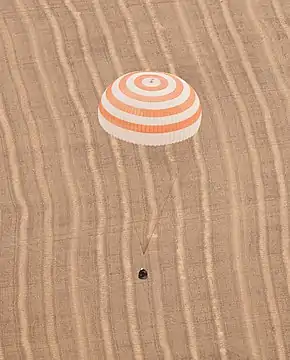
[64, 1, 143, 358]
[0, 94, 33, 359]
[246, 0, 290, 303]
[12, 1, 83, 357]
[194, 0, 286, 358]
[218, 2, 288, 358]
[175, 0, 265, 358]
[0, 16, 59, 360]
[61, 1, 115, 358]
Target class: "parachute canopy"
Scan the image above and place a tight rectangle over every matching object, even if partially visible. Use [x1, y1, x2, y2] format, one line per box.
[98, 71, 202, 146]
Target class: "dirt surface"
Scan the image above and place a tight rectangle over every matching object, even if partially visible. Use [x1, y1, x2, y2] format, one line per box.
[1, 0, 290, 359]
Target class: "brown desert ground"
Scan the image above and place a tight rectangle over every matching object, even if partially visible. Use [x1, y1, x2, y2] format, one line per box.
[1, 0, 290, 359]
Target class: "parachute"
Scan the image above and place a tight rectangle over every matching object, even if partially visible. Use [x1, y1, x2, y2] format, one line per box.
[98, 71, 202, 146]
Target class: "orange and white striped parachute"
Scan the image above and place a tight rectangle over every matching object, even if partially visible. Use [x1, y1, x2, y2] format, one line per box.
[98, 71, 202, 146]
